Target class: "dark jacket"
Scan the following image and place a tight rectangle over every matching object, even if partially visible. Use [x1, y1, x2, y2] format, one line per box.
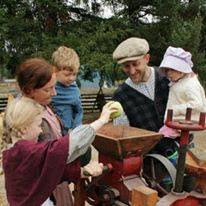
[113, 69, 169, 132]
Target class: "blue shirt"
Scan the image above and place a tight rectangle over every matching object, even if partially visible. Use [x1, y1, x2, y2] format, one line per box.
[52, 81, 83, 133]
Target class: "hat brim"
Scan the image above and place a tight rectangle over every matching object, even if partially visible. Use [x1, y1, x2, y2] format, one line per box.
[159, 56, 192, 73]
[117, 55, 145, 64]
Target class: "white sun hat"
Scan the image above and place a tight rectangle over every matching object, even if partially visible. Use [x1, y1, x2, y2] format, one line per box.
[160, 46, 193, 73]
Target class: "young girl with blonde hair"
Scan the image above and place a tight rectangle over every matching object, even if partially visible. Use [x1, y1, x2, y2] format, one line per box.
[159, 46, 206, 138]
[1, 96, 116, 206]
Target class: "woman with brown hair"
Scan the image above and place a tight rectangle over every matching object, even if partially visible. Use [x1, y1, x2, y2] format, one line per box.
[3, 57, 116, 206]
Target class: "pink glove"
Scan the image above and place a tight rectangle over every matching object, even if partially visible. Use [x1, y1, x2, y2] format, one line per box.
[159, 125, 180, 138]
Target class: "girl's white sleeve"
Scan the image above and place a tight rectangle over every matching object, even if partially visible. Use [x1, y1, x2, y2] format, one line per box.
[66, 125, 95, 163]
[172, 86, 204, 116]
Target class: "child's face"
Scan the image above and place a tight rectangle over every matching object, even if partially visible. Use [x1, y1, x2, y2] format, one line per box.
[56, 69, 78, 86]
[164, 68, 185, 82]
[22, 114, 42, 142]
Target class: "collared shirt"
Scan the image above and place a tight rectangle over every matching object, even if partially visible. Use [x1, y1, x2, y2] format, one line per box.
[43, 106, 62, 139]
[114, 67, 155, 125]
[125, 67, 155, 100]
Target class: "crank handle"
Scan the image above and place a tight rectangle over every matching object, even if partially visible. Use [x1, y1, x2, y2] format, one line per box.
[83, 163, 113, 177]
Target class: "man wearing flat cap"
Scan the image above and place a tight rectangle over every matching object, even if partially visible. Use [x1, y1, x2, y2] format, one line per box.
[112, 37, 169, 132]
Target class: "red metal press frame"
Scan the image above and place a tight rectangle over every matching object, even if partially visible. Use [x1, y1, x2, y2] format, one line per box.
[165, 108, 206, 206]
[98, 153, 142, 204]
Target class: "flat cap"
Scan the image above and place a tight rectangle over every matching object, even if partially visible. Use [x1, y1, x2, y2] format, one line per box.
[113, 37, 149, 64]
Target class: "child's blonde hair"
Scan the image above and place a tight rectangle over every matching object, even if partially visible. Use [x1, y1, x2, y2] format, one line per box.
[1, 97, 43, 151]
[52, 46, 80, 72]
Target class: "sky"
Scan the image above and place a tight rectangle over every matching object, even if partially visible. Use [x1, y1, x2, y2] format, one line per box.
[74, 1, 155, 22]
[71, 0, 114, 18]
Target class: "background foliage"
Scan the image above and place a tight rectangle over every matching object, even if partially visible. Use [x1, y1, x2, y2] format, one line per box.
[0, 0, 206, 87]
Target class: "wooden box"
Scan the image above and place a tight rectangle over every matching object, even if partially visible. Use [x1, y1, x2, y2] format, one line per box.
[93, 123, 162, 160]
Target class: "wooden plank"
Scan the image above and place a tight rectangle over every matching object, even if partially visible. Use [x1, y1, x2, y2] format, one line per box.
[186, 130, 206, 178]
[94, 124, 162, 159]
[196, 177, 206, 194]
[131, 186, 158, 206]
[188, 147, 206, 167]
[185, 153, 206, 178]
[0, 98, 8, 112]
[0, 93, 112, 113]
[81, 100, 97, 104]
[80, 93, 112, 113]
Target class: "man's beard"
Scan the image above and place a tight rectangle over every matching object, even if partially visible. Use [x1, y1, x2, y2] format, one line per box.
[131, 71, 145, 83]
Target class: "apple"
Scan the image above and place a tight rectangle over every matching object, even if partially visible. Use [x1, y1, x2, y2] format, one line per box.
[108, 101, 123, 119]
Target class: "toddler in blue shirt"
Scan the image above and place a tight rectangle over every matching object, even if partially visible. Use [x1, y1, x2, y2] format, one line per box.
[51, 46, 83, 135]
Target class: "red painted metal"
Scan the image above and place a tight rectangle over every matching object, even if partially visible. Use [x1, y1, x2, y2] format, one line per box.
[84, 108, 206, 205]
[122, 156, 143, 176]
[172, 196, 199, 206]
[97, 153, 143, 204]
[99, 154, 142, 180]
[179, 130, 189, 146]
[166, 108, 206, 204]
[165, 109, 206, 131]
